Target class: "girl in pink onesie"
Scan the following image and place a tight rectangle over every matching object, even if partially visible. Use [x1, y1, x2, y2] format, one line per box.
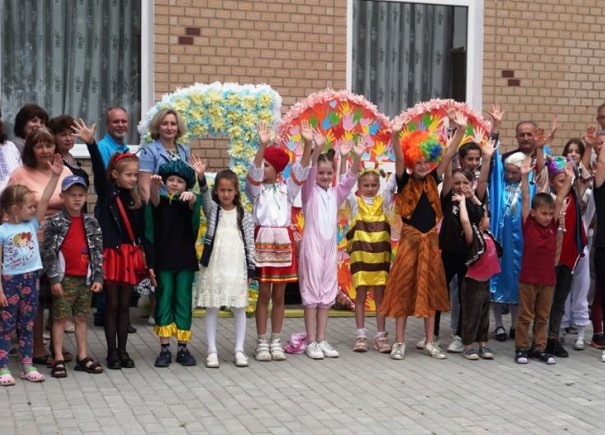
[299, 138, 364, 360]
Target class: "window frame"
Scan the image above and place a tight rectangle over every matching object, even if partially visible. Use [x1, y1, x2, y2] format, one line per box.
[0, 0, 154, 156]
[346, 0, 484, 112]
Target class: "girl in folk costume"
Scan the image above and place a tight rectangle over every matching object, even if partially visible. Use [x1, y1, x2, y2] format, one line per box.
[246, 121, 313, 362]
[346, 166, 397, 354]
[299, 139, 362, 360]
[381, 112, 468, 360]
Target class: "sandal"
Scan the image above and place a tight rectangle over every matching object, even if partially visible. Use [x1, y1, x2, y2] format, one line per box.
[32, 354, 51, 367]
[51, 360, 67, 378]
[353, 337, 368, 352]
[0, 369, 15, 386]
[494, 326, 506, 342]
[20, 367, 45, 383]
[74, 357, 103, 374]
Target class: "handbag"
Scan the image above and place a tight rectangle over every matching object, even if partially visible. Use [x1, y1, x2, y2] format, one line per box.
[103, 196, 148, 284]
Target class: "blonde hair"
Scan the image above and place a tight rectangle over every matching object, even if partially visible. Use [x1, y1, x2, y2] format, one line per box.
[0, 185, 35, 220]
[148, 109, 187, 141]
[107, 153, 143, 209]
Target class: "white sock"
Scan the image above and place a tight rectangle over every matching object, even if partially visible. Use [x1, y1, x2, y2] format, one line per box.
[375, 331, 386, 338]
[233, 307, 246, 353]
[205, 307, 219, 354]
[356, 328, 367, 338]
[576, 325, 586, 341]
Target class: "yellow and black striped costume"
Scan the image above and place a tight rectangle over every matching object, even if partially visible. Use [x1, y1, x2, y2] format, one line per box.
[346, 195, 391, 292]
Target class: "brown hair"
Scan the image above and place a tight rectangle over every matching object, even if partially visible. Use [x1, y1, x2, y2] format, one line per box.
[21, 128, 56, 168]
[107, 153, 142, 209]
[13, 104, 49, 139]
[48, 115, 75, 135]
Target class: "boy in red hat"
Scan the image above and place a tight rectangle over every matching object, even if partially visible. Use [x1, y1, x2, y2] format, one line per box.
[246, 121, 314, 361]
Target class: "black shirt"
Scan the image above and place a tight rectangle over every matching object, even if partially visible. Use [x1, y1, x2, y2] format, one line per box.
[396, 170, 441, 234]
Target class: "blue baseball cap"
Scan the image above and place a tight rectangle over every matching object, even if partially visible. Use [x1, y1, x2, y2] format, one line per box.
[61, 175, 88, 191]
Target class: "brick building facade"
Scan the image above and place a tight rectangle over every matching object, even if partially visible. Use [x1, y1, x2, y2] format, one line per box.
[152, 0, 603, 164]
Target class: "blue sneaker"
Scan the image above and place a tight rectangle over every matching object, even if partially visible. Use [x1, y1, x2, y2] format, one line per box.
[176, 348, 197, 366]
[154, 350, 172, 368]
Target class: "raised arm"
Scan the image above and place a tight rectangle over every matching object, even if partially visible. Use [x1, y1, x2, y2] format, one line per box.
[436, 111, 467, 178]
[554, 162, 575, 220]
[583, 126, 597, 176]
[487, 103, 504, 136]
[391, 115, 406, 178]
[149, 175, 162, 208]
[72, 120, 107, 200]
[520, 156, 533, 224]
[476, 137, 497, 202]
[35, 154, 63, 223]
[533, 126, 549, 175]
[454, 192, 473, 245]
[310, 128, 327, 167]
[190, 154, 214, 217]
[595, 137, 605, 189]
[299, 120, 315, 169]
[253, 121, 271, 169]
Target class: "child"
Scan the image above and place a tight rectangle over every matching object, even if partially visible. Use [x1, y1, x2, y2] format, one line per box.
[42, 175, 104, 377]
[149, 160, 200, 368]
[346, 165, 396, 353]
[299, 139, 362, 360]
[514, 157, 572, 365]
[246, 120, 313, 361]
[381, 110, 467, 360]
[73, 120, 155, 370]
[545, 157, 587, 358]
[455, 195, 501, 360]
[0, 153, 62, 386]
[194, 159, 255, 368]
[593, 129, 605, 362]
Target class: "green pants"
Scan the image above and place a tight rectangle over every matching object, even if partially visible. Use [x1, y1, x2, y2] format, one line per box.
[154, 270, 195, 342]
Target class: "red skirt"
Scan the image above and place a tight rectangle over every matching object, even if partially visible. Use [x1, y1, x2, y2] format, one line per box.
[254, 227, 298, 283]
[103, 246, 148, 286]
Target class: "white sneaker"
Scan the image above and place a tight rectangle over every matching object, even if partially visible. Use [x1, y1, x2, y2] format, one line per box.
[424, 342, 447, 359]
[574, 338, 585, 351]
[318, 340, 339, 358]
[306, 341, 324, 359]
[255, 338, 271, 361]
[234, 352, 248, 367]
[416, 336, 440, 349]
[206, 353, 219, 368]
[390, 342, 405, 360]
[601, 350, 605, 363]
[147, 315, 155, 326]
[447, 335, 464, 353]
[269, 337, 286, 361]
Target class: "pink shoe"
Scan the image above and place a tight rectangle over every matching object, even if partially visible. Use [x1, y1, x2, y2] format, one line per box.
[20, 367, 45, 383]
[0, 369, 15, 386]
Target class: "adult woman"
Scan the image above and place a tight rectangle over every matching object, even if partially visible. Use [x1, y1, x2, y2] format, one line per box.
[0, 109, 22, 196]
[13, 104, 49, 154]
[7, 128, 72, 364]
[138, 109, 189, 202]
[48, 115, 90, 187]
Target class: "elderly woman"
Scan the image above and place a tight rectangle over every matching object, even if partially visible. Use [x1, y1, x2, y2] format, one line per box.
[7, 128, 72, 364]
[48, 115, 90, 187]
[13, 104, 49, 154]
[138, 109, 190, 202]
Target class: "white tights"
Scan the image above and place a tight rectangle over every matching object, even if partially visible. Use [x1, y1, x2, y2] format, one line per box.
[205, 307, 247, 354]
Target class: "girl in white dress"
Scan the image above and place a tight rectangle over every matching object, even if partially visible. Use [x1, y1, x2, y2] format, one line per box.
[192, 157, 255, 368]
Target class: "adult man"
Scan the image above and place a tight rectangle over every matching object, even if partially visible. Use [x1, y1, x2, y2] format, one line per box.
[97, 107, 130, 168]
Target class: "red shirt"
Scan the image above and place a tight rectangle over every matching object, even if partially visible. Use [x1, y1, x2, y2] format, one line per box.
[558, 192, 587, 269]
[61, 215, 89, 276]
[466, 234, 501, 281]
[519, 214, 557, 286]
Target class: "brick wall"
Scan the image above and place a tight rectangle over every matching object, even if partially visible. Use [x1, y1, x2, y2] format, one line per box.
[153, 0, 605, 159]
[153, 0, 347, 169]
[482, 0, 605, 153]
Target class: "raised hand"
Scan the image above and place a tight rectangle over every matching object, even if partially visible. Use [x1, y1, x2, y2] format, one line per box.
[353, 140, 366, 158]
[534, 127, 548, 148]
[72, 119, 96, 144]
[180, 191, 195, 202]
[150, 174, 163, 186]
[390, 115, 407, 135]
[564, 161, 575, 179]
[312, 128, 326, 149]
[49, 153, 64, 175]
[548, 117, 558, 142]
[453, 111, 468, 130]
[300, 120, 313, 143]
[482, 137, 497, 158]
[189, 154, 207, 177]
[257, 121, 271, 146]
[340, 139, 354, 156]
[487, 103, 504, 126]
[446, 100, 457, 124]
[520, 156, 533, 176]
[584, 126, 597, 146]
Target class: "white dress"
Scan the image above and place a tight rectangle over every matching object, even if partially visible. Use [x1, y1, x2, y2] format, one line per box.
[196, 207, 248, 308]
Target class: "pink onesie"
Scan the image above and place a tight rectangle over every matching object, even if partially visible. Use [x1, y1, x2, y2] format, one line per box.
[298, 166, 357, 308]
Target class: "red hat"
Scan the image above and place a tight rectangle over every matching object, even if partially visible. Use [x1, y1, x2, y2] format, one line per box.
[263, 147, 289, 174]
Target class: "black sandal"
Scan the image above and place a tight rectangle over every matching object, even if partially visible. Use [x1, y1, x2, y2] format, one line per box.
[51, 360, 67, 378]
[33, 354, 51, 367]
[494, 326, 506, 342]
[74, 357, 104, 374]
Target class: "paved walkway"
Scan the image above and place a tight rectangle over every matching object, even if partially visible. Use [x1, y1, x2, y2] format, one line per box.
[2, 309, 604, 434]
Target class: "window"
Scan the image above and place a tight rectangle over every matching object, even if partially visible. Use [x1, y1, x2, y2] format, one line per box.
[0, 0, 150, 145]
[348, 0, 483, 116]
